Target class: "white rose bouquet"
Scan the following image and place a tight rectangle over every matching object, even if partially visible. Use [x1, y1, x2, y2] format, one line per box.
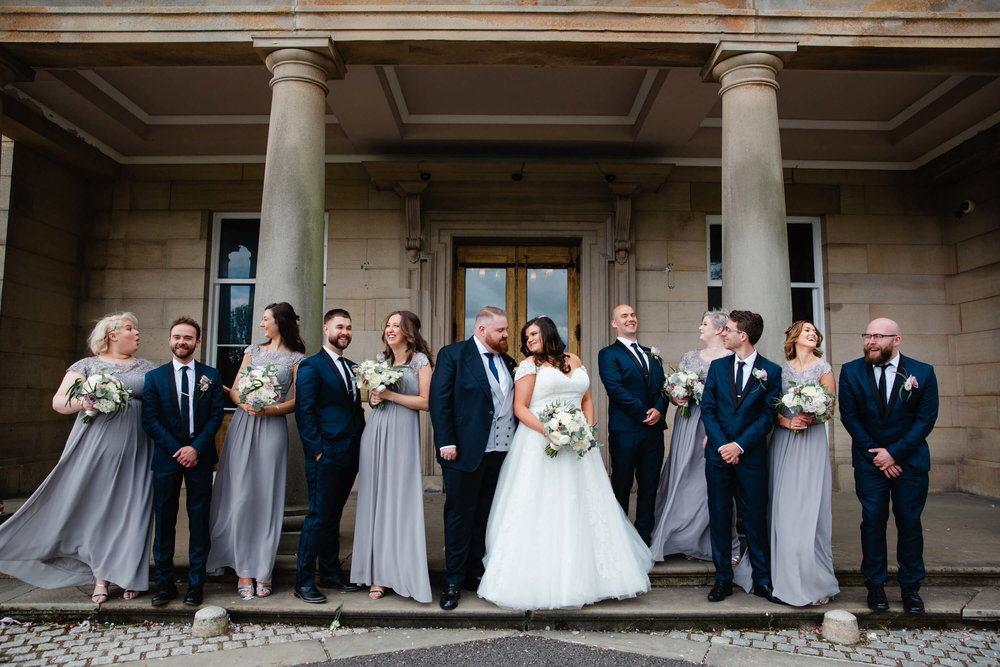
[352, 356, 406, 409]
[65, 368, 134, 425]
[776, 381, 836, 435]
[237, 363, 283, 412]
[662, 367, 705, 417]
[537, 401, 602, 459]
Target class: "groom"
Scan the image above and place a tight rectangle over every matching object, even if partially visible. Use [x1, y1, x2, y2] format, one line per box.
[429, 306, 516, 611]
[142, 317, 225, 607]
[700, 309, 781, 603]
[839, 317, 938, 614]
[597, 304, 667, 546]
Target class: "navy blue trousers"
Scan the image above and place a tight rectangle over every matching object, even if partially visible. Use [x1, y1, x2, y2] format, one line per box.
[705, 454, 770, 586]
[296, 448, 360, 589]
[152, 463, 213, 590]
[441, 451, 505, 586]
[608, 429, 664, 544]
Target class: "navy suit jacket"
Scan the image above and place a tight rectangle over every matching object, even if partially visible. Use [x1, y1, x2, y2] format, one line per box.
[294, 349, 365, 464]
[597, 340, 667, 433]
[142, 361, 225, 472]
[839, 354, 938, 473]
[700, 352, 782, 462]
[429, 337, 516, 473]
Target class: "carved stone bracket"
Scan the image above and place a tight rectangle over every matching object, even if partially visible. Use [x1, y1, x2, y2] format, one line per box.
[395, 181, 429, 263]
[609, 183, 640, 265]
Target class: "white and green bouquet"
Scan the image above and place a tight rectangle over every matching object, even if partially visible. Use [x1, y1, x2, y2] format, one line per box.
[538, 401, 602, 459]
[776, 381, 836, 435]
[237, 363, 283, 411]
[65, 368, 134, 425]
[662, 367, 705, 417]
[352, 356, 406, 409]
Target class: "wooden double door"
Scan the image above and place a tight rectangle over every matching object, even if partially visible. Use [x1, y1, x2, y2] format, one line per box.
[453, 243, 581, 357]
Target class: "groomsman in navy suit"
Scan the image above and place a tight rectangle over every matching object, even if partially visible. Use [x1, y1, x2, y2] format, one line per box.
[293, 308, 366, 604]
[597, 304, 667, 546]
[142, 317, 225, 607]
[700, 310, 781, 603]
[839, 317, 938, 614]
[430, 306, 516, 610]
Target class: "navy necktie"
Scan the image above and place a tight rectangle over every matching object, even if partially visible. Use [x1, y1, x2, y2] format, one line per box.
[485, 353, 500, 383]
[179, 366, 191, 438]
[735, 360, 745, 398]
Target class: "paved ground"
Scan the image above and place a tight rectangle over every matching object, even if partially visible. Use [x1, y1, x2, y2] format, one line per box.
[1, 617, 998, 666]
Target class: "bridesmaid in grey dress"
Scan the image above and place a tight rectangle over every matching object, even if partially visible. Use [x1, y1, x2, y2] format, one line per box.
[0, 313, 155, 603]
[207, 302, 305, 600]
[351, 310, 433, 603]
[650, 310, 740, 562]
[768, 320, 839, 605]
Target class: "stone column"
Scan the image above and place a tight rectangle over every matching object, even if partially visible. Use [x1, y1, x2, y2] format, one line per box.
[704, 42, 796, 361]
[253, 38, 345, 509]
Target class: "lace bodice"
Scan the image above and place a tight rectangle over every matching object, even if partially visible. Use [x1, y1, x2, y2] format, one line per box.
[67, 357, 156, 398]
[515, 360, 591, 413]
[678, 348, 732, 376]
[382, 351, 430, 396]
[780, 358, 832, 392]
[245, 344, 306, 402]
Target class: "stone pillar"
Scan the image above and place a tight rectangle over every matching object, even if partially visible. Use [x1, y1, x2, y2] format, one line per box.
[704, 42, 796, 361]
[253, 38, 345, 508]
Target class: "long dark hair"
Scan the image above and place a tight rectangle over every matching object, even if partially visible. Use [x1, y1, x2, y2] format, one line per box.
[521, 316, 570, 373]
[382, 310, 434, 367]
[264, 302, 306, 353]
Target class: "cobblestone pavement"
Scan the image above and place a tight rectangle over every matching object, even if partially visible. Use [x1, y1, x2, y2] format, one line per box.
[1, 617, 998, 666]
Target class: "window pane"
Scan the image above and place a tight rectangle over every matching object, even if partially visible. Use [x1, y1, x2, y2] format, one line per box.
[216, 345, 246, 410]
[787, 223, 815, 283]
[465, 268, 506, 338]
[218, 219, 260, 279]
[218, 284, 255, 345]
[709, 224, 722, 281]
[708, 286, 722, 311]
[791, 287, 814, 325]
[527, 268, 569, 346]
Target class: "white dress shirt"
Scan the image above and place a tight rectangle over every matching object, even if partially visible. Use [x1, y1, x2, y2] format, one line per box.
[617, 336, 649, 372]
[875, 353, 900, 404]
[171, 358, 195, 439]
[323, 346, 355, 397]
[726, 349, 758, 454]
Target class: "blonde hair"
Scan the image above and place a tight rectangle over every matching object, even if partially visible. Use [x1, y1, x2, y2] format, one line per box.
[475, 306, 506, 328]
[88, 312, 138, 355]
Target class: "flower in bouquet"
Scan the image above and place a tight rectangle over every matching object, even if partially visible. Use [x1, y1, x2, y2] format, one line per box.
[537, 401, 602, 459]
[65, 368, 134, 425]
[776, 380, 836, 435]
[237, 363, 283, 412]
[352, 355, 406, 409]
[662, 367, 705, 417]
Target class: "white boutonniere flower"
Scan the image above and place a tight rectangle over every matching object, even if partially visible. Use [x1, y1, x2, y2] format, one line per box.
[649, 346, 663, 365]
[751, 368, 768, 392]
[197, 374, 212, 395]
[899, 373, 919, 402]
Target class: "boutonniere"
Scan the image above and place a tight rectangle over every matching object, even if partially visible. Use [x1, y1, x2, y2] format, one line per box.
[751, 368, 768, 392]
[649, 346, 663, 365]
[197, 374, 212, 397]
[899, 372, 919, 402]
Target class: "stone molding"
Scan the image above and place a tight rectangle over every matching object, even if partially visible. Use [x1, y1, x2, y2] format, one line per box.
[395, 181, 428, 264]
[609, 182, 639, 265]
[252, 36, 346, 88]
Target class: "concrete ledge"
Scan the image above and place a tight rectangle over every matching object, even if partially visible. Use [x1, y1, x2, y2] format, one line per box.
[964, 588, 1000, 620]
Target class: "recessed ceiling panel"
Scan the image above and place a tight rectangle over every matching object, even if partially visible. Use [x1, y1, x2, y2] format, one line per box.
[92, 66, 275, 116]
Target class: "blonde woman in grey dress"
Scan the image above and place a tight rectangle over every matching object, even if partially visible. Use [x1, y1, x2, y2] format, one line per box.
[650, 310, 740, 562]
[0, 313, 155, 604]
[351, 310, 433, 603]
[207, 302, 305, 600]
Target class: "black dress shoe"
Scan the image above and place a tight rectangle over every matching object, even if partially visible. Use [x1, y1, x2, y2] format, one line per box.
[901, 589, 925, 614]
[293, 585, 328, 604]
[707, 580, 733, 602]
[753, 583, 782, 604]
[440, 584, 461, 610]
[151, 586, 178, 607]
[867, 584, 890, 611]
[184, 587, 203, 606]
[318, 575, 361, 592]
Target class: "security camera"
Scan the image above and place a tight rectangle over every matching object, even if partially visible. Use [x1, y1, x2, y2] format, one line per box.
[605, 173, 617, 183]
[419, 172, 431, 181]
[954, 200, 975, 218]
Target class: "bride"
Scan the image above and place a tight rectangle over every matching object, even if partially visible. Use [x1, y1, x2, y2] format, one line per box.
[477, 316, 653, 610]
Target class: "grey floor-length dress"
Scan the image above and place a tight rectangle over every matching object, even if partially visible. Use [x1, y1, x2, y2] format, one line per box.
[350, 352, 432, 603]
[0, 357, 155, 592]
[207, 344, 304, 583]
[650, 349, 740, 562]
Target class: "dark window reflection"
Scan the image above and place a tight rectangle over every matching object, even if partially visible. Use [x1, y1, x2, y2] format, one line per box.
[218, 285, 255, 345]
[218, 219, 260, 279]
[217, 346, 246, 409]
[791, 287, 814, 325]
[708, 286, 722, 311]
[787, 223, 815, 283]
[709, 224, 722, 281]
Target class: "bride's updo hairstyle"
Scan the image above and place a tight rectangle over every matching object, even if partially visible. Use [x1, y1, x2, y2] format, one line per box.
[382, 310, 434, 367]
[521, 316, 571, 374]
[88, 312, 139, 355]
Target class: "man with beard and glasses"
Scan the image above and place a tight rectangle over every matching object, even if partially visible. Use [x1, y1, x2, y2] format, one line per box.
[839, 317, 938, 614]
[142, 317, 225, 607]
[429, 306, 516, 610]
[293, 308, 366, 603]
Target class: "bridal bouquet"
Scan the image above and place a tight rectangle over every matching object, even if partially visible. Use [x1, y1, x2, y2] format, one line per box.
[662, 367, 705, 417]
[352, 356, 406, 409]
[538, 401, 602, 459]
[65, 369, 134, 425]
[776, 381, 836, 435]
[237, 363, 283, 411]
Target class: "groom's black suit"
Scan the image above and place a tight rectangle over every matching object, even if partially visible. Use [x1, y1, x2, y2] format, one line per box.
[429, 337, 516, 587]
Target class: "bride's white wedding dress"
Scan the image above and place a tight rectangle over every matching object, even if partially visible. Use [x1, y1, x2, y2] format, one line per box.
[478, 360, 653, 610]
